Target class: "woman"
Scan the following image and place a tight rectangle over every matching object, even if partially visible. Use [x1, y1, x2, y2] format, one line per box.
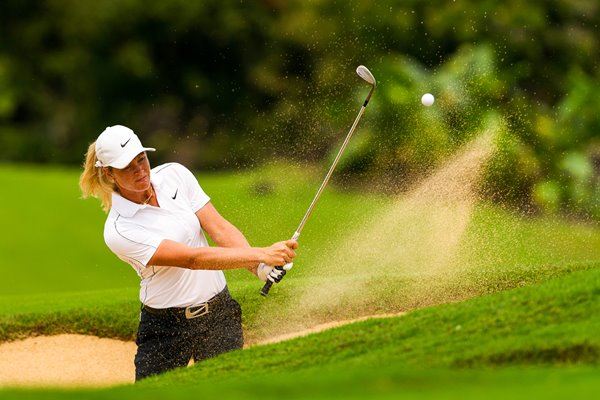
[80, 125, 297, 381]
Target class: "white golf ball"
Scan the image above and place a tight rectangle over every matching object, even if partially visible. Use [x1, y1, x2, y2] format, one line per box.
[421, 93, 435, 107]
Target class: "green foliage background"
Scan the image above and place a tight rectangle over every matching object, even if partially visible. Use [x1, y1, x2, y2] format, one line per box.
[0, 0, 599, 217]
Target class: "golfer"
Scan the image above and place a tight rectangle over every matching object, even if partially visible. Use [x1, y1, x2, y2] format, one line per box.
[79, 125, 297, 381]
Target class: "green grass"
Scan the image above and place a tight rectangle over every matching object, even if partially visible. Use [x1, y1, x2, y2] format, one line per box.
[2, 163, 599, 342]
[2, 267, 599, 398]
[4, 369, 600, 400]
[0, 164, 138, 295]
[0, 289, 139, 341]
[149, 267, 600, 377]
[1, 163, 599, 398]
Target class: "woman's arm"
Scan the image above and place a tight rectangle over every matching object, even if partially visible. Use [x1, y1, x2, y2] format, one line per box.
[147, 202, 297, 270]
[147, 238, 296, 270]
[196, 201, 256, 274]
[196, 202, 251, 248]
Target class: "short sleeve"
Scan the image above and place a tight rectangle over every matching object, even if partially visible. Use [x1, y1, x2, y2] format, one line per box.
[104, 217, 164, 268]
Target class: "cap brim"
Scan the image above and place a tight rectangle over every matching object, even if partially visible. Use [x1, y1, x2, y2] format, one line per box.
[110, 147, 155, 169]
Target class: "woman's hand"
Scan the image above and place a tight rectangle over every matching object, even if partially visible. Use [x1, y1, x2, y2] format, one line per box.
[256, 262, 293, 282]
[260, 239, 298, 266]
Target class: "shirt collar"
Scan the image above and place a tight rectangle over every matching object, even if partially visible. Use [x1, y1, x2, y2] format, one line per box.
[111, 169, 164, 217]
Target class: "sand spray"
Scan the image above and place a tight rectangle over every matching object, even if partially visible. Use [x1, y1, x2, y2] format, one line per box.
[248, 130, 499, 343]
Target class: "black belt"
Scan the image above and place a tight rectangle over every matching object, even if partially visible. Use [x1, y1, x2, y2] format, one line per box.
[142, 287, 230, 320]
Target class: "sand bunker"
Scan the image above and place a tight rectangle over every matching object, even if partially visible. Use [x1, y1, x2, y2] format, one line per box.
[0, 313, 402, 388]
[0, 334, 137, 388]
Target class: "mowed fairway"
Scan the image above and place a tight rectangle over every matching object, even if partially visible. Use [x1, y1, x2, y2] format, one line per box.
[0, 163, 599, 398]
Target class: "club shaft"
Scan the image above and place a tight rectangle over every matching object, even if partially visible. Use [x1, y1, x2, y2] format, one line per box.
[260, 84, 374, 297]
[294, 104, 368, 238]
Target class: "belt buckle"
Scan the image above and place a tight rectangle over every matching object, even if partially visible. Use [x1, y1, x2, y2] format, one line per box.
[185, 303, 209, 319]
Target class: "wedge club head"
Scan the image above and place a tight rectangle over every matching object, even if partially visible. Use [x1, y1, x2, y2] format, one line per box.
[356, 65, 376, 86]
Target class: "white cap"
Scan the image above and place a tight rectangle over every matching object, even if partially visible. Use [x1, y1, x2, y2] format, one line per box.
[94, 125, 155, 169]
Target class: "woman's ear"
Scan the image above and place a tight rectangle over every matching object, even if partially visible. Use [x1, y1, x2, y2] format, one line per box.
[102, 167, 114, 181]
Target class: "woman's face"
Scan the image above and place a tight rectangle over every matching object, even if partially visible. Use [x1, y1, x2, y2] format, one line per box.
[106, 152, 152, 194]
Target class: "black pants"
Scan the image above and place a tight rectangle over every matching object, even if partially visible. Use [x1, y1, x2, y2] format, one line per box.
[134, 287, 244, 381]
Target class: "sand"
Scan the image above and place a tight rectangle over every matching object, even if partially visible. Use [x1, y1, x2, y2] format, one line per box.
[0, 334, 137, 388]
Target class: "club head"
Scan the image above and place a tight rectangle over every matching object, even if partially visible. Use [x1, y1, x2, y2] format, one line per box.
[356, 65, 376, 86]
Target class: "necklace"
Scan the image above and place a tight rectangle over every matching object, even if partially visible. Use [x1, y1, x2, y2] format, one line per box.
[142, 186, 154, 204]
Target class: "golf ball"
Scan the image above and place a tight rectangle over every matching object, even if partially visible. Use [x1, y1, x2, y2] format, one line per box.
[421, 93, 435, 107]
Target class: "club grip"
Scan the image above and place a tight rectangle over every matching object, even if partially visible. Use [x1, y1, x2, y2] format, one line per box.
[259, 266, 284, 297]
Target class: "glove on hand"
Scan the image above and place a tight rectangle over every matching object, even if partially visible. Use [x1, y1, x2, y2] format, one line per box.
[257, 262, 293, 283]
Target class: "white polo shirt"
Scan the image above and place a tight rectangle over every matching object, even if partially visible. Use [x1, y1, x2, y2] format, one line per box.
[104, 162, 227, 308]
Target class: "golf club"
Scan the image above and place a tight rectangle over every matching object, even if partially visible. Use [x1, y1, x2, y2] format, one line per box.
[260, 65, 377, 297]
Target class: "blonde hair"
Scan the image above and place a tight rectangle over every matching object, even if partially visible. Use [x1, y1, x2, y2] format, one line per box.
[79, 142, 116, 213]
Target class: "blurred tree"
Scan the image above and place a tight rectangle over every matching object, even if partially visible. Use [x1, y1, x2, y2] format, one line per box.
[0, 0, 598, 218]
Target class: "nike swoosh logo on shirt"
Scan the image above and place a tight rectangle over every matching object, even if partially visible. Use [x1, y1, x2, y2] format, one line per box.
[172, 189, 178, 200]
[120, 138, 131, 148]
